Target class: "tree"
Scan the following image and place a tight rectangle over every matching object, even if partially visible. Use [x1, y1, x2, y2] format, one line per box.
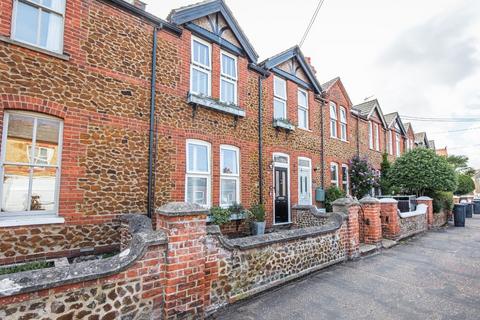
[349, 156, 376, 199]
[380, 153, 392, 195]
[446, 155, 476, 176]
[455, 174, 475, 195]
[388, 148, 457, 196]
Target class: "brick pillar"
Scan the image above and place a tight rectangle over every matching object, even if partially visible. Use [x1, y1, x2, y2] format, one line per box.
[333, 198, 360, 260]
[379, 198, 400, 240]
[359, 197, 382, 245]
[156, 202, 208, 320]
[417, 197, 433, 229]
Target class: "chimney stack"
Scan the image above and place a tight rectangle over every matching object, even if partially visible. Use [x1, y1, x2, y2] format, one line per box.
[305, 56, 317, 75]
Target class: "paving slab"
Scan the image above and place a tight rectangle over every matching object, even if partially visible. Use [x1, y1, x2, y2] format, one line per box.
[213, 216, 480, 320]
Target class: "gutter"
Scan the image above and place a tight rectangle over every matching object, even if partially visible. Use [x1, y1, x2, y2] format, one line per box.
[147, 27, 158, 219]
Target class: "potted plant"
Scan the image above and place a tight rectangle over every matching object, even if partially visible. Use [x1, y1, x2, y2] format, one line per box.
[228, 202, 245, 220]
[210, 206, 231, 226]
[249, 204, 266, 235]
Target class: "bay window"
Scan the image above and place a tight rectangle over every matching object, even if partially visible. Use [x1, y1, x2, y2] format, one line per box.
[330, 102, 337, 138]
[190, 37, 211, 96]
[339, 106, 347, 141]
[186, 140, 211, 207]
[273, 76, 287, 120]
[1, 111, 63, 217]
[11, 0, 66, 53]
[220, 51, 237, 105]
[297, 89, 308, 129]
[220, 145, 240, 208]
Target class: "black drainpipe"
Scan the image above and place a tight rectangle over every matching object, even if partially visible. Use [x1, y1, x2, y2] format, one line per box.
[319, 98, 325, 189]
[258, 75, 264, 205]
[356, 114, 360, 156]
[147, 26, 158, 219]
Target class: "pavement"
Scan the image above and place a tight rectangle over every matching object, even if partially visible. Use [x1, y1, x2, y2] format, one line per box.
[213, 216, 480, 320]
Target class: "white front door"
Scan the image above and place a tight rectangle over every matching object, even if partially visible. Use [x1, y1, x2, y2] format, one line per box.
[298, 158, 312, 205]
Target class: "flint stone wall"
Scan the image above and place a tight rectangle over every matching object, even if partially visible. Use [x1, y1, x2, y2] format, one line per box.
[292, 205, 331, 228]
[0, 215, 167, 320]
[0, 222, 120, 266]
[433, 210, 449, 228]
[206, 213, 346, 313]
[399, 214, 427, 240]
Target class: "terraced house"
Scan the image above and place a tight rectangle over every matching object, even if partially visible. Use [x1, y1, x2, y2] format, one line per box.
[0, 0, 436, 266]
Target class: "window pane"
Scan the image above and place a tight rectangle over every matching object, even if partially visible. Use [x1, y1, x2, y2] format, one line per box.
[220, 179, 237, 205]
[342, 167, 348, 182]
[192, 40, 209, 67]
[192, 68, 208, 95]
[220, 80, 235, 104]
[41, 0, 65, 13]
[274, 77, 286, 99]
[186, 177, 207, 205]
[14, 2, 39, 45]
[221, 148, 238, 174]
[2, 165, 30, 212]
[341, 124, 347, 140]
[330, 119, 337, 137]
[6, 114, 34, 164]
[299, 159, 310, 167]
[188, 143, 208, 172]
[330, 103, 337, 120]
[36, 118, 60, 165]
[330, 165, 337, 181]
[39, 11, 63, 52]
[274, 99, 286, 119]
[31, 167, 56, 211]
[298, 108, 307, 128]
[221, 54, 236, 78]
[340, 108, 346, 122]
[298, 90, 307, 107]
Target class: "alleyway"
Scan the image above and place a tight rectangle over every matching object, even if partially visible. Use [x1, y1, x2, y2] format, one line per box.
[215, 216, 480, 320]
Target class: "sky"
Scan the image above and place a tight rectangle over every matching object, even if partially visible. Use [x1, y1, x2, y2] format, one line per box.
[144, 0, 480, 168]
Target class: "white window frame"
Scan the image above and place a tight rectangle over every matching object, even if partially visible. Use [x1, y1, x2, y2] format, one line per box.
[396, 133, 401, 157]
[388, 130, 393, 155]
[339, 106, 347, 141]
[369, 121, 374, 149]
[220, 50, 238, 105]
[330, 162, 339, 187]
[185, 139, 211, 208]
[298, 157, 312, 206]
[374, 123, 380, 151]
[273, 76, 287, 120]
[0, 111, 64, 223]
[219, 145, 240, 208]
[330, 102, 337, 138]
[190, 36, 212, 97]
[297, 89, 309, 130]
[11, 0, 66, 54]
[341, 164, 349, 195]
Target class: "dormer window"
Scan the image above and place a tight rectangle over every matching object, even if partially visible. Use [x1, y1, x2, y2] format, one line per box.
[11, 0, 66, 53]
[273, 76, 287, 120]
[220, 51, 237, 105]
[190, 37, 211, 96]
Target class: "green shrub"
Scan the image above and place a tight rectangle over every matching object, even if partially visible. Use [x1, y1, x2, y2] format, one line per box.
[455, 174, 475, 196]
[325, 186, 346, 212]
[228, 202, 244, 214]
[349, 156, 377, 199]
[380, 153, 393, 195]
[210, 206, 231, 225]
[249, 204, 265, 222]
[427, 191, 454, 213]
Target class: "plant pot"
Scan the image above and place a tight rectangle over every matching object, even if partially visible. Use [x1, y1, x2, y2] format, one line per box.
[250, 221, 266, 235]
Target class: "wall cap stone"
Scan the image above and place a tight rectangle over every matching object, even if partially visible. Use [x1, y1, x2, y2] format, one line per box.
[0, 215, 166, 298]
[332, 197, 360, 207]
[156, 202, 208, 216]
[359, 196, 380, 204]
[398, 204, 428, 218]
[416, 196, 433, 201]
[379, 198, 398, 204]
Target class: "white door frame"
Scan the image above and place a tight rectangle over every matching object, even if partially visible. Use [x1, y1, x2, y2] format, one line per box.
[298, 157, 312, 205]
[272, 152, 290, 225]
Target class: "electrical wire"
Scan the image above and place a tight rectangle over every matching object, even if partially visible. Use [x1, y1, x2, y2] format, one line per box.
[429, 126, 480, 134]
[402, 115, 480, 123]
[299, 0, 325, 48]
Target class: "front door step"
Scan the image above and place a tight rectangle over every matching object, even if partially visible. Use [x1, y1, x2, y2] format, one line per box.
[359, 243, 379, 256]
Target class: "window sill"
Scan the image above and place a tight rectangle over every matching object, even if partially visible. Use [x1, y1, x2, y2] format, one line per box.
[0, 35, 70, 61]
[298, 127, 312, 132]
[0, 215, 65, 228]
[187, 93, 246, 117]
[330, 136, 349, 143]
[273, 119, 295, 131]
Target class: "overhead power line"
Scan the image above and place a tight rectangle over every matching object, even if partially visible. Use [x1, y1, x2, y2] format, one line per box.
[299, 0, 325, 48]
[402, 115, 480, 123]
[430, 126, 480, 134]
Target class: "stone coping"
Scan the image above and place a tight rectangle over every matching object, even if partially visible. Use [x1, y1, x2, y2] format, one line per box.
[379, 198, 398, 204]
[207, 213, 344, 250]
[0, 215, 166, 297]
[331, 197, 361, 207]
[398, 204, 427, 219]
[359, 196, 380, 204]
[292, 205, 331, 218]
[417, 196, 433, 201]
[156, 202, 208, 216]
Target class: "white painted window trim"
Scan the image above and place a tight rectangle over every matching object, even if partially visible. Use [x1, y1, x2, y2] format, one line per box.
[11, 0, 66, 54]
[396, 133, 401, 157]
[374, 123, 380, 151]
[190, 36, 212, 97]
[0, 111, 64, 223]
[219, 50, 238, 105]
[388, 130, 393, 155]
[298, 157, 312, 206]
[339, 106, 347, 141]
[297, 88, 309, 130]
[330, 162, 339, 187]
[330, 102, 337, 138]
[273, 152, 290, 225]
[185, 139, 211, 208]
[219, 145, 240, 208]
[368, 121, 374, 149]
[341, 164, 349, 195]
[273, 76, 287, 120]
